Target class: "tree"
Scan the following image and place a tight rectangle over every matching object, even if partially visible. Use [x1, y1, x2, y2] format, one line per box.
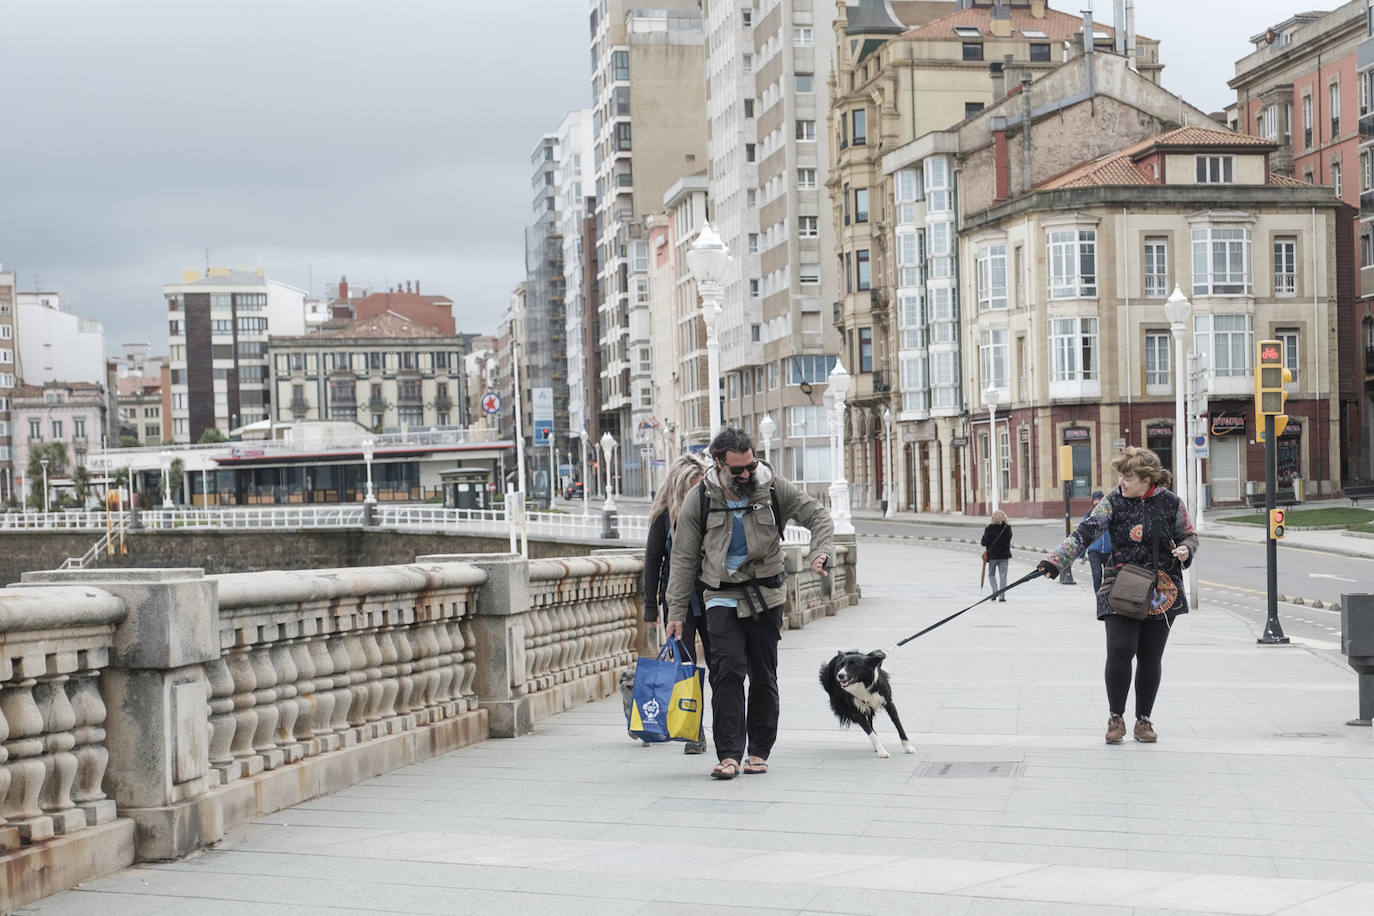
[198, 428, 228, 444]
[116, 435, 141, 449]
[169, 457, 185, 505]
[72, 465, 91, 507]
[27, 441, 69, 508]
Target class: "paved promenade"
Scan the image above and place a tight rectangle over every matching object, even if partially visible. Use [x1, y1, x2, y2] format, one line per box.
[20, 538, 1374, 915]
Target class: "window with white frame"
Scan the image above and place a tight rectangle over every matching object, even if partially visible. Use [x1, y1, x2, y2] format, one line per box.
[1191, 226, 1251, 296]
[979, 329, 1008, 390]
[1364, 150, 1373, 192]
[1330, 81, 1341, 137]
[1277, 328, 1300, 384]
[900, 354, 927, 413]
[977, 243, 1007, 310]
[28, 419, 40, 440]
[1047, 229, 1097, 298]
[1000, 428, 1011, 493]
[1144, 332, 1171, 393]
[51, 419, 63, 439]
[1303, 94, 1313, 147]
[793, 26, 813, 45]
[0, 325, 10, 340]
[1333, 161, 1343, 198]
[1274, 237, 1297, 296]
[797, 168, 816, 188]
[895, 168, 921, 225]
[1144, 237, 1168, 298]
[1193, 313, 1252, 377]
[795, 120, 815, 141]
[798, 215, 818, 237]
[1196, 156, 1234, 183]
[898, 293, 924, 350]
[1049, 317, 1099, 382]
[0, 373, 15, 388]
[930, 352, 958, 409]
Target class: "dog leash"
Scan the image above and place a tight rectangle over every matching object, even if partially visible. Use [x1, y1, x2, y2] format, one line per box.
[893, 568, 1044, 647]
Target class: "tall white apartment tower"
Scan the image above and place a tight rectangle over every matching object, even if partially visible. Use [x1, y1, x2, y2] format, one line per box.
[589, 0, 706, 496]
[710, 0, 840, 489]
[554, 109, 595, 454]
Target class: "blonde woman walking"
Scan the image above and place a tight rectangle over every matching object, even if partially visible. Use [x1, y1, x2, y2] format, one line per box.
[642, 453, 710, 753]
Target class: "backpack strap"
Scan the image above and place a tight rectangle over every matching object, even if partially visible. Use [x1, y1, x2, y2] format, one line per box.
[699, 480, 783, 538]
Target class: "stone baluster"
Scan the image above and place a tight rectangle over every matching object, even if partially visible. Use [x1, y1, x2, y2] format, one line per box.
[0, 703, 14, 851]
[205, 656, 238, 783]
[430, 619, 456, 718]
[249, 642, 284, 770]
[286, 638, 317, 758]
[306, 635, 339, 753]
[444, 620, 468, 715]
[66, 671, 116, 825]
[375, 627, 404, 734]
[453, 617, 477, 711]
[326, 635, 357, 747]
[226, 646, 264, 778]
[358, 627, 386, 738]
[0, 677, 54, 841]
[34, 673, 84, 834]
[343, 632, 372, 742]
[269, 642, 303, 764]
[389, 623, 417, 730]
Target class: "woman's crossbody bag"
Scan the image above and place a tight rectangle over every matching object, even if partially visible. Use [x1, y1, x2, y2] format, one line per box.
[1106, 502, 1164, 620]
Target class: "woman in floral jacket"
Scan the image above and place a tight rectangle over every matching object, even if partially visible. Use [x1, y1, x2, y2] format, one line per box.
[1037, 447, 1198, 745]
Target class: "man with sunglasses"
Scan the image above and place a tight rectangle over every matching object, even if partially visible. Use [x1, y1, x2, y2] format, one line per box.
[665, 427, 834, 779]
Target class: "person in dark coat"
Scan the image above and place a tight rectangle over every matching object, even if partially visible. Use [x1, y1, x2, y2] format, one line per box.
[1036, 447, 1198, 745]
[1084, 490, 1112, 594]
[980, 510, 1013, 600]
[642, 453, 710, 753]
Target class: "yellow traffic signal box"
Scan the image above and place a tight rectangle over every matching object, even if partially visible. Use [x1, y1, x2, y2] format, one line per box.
[1254, 339, 1292, 424]
[1269, 508, 1286, 539]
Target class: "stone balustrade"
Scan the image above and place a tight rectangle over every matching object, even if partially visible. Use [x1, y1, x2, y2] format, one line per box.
[2, 537, 858, 911]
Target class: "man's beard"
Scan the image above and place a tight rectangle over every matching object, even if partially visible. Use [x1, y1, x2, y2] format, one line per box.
[732, 475, 758, 497]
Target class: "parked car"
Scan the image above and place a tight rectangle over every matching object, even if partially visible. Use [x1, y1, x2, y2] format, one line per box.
[563, 481, 585, 500]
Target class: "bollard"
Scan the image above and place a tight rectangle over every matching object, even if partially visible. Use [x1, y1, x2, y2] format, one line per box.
[1340, 593, 1374, 726]
[601, 506, 619, 539]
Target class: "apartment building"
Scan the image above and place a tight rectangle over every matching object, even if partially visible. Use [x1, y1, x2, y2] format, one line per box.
[831, 0, 1161, 510]
[553, 109, 596, 460]
[115, 375, 165, 445]
[1230, 0, 1368, 482]
[1360, 0, 1374, 482]
[165, 268, 308, 443]
[698, 0, 842, 493]
[268, 313, 467, 433]
[525, 133, 571, 492]
[589, 0, 707, 496]
[11, 381, 106, 506]
[648, 175, 712, 459]
[15, 291, 106, 387]
[0, 267, 16, 502]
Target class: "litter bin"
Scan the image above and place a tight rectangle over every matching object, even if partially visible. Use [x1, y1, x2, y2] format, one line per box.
[1340, 593, 1374, 726]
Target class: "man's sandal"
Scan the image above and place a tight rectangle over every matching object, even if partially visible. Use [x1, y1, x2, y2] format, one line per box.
[710, 758, 739, 780]
[743, 757, 769, 775]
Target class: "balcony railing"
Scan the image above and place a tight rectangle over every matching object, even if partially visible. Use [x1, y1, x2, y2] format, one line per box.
[872, 369, 891, 393]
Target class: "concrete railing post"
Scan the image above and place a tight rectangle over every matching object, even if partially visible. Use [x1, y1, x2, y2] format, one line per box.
[416, 553, 532, 738]
[18, 568, 220, 860]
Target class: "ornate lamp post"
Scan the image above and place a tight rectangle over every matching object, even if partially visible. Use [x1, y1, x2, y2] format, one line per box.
[758, 413, 776, 464]
[985, 385, 1001, 515]
[1164, 286, 1191, 513]
[361, 437, 376, 502]
[600, 430, 618, 538]
[686, 221, 729, 438]
[882, 407, 895, 518]
[827, 361, 854, 535]
[578, 429, 590, 517]
[161, 450, 174, 509]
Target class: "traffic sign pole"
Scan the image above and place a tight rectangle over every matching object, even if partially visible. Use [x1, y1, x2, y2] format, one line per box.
[1258, 412, 1289, 645]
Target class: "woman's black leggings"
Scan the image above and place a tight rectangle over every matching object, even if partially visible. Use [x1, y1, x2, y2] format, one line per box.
[1103, 614, 1175, 718]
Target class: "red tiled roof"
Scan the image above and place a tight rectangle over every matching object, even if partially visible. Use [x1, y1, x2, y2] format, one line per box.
[1038, 125, 1278, 190]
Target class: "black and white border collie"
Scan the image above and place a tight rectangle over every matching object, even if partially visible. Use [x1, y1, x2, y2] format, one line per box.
[819, 649, 916, 758]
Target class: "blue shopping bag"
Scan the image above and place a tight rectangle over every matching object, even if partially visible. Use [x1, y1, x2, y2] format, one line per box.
[628, 638, 705, 743]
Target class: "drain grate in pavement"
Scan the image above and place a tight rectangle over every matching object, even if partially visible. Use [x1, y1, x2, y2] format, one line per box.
[917, 761, 1020, 778]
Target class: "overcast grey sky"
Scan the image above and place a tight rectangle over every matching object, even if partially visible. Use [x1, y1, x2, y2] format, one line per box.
[0, 0, 1338, 357]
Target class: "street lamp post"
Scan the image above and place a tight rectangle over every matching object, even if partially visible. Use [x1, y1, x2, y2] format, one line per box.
[686, 221, 730, 438]
[882, 407, 895, 518]
[759, 413, 775, 464]
[161, 450, 174, 509]
[40, 458, 49, 514]
[1164, 285, 1194, 604]
[578, 429, 590, 517]
[826, 361, 855, 535]
[1163, 287, 1190, 514]
[361, 438, 377, 526]
[600, 430, 619, 538]
[985, 385, 1001, 515]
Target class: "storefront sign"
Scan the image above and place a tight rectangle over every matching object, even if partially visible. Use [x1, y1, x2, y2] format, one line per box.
[1062, 427, 1090, 442]
[1280, 419, 1302, 437]
[951, 436, 968, 448]
[1146, 424, 1174, 438]
[1019, 427, 1030, 443]
[1210, 412, 1247, 436]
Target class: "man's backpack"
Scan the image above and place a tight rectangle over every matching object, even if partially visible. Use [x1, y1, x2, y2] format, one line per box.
[697, 480, 785, 541]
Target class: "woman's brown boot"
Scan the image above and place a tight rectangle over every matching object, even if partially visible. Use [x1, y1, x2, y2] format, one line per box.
[1105, 714, 1126, 744]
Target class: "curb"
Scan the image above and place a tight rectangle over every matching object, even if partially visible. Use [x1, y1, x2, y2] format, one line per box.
[858, 530, 1341, 610]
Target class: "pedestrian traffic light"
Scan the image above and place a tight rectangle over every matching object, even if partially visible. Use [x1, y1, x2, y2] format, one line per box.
[1253, 339, 1292, 421]
[1269, 507, 1286, 539]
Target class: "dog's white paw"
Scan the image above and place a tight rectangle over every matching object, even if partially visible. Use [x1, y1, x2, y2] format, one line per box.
[876, 746, 891, 758]
[901, 741, 916, 755]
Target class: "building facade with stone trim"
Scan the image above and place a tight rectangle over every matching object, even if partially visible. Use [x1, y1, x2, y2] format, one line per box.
[268, 313, 468, 434]
[11, 381, 107, 507]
